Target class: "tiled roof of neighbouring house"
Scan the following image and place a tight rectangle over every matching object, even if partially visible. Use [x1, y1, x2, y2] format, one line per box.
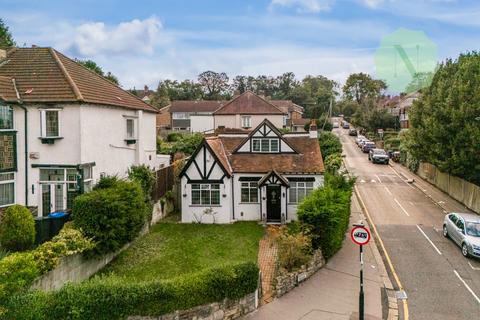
[213, 91, 286, 115]
[270, 100, 304, 114]
[169, 100, 226, 113]
[0, 76, 18, 102]
[0, 47, 157, 112]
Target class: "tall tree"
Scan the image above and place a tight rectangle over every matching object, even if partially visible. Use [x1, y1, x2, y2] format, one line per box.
[343, 73, 386, 105]
[76, 59, 119, 85]
[0, 18, 15, 48]
[198, 71, 230, 100]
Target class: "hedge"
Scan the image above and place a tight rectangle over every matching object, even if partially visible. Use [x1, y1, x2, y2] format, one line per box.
[2, 262, 259, 320]
[0, 205, 35, 252]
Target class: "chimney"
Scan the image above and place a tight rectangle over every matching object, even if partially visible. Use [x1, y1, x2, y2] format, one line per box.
[144, 85, 149, 93]
[309, 119, 317, 139]
[0, 49, 6, 60]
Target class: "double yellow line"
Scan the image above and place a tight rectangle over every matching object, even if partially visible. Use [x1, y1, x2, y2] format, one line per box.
[354, 185, 409, 320]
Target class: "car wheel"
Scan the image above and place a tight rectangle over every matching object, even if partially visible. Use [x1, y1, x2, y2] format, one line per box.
[443, 225, 449, 238]
[462, 243, 469, 257]
[386, 161, 389, 165]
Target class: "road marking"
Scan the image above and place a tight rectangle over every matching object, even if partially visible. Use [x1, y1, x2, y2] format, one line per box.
[416, 225, 442, 255]
[394, 198, 410, 216]
[375, 174, 382, 183]
[354, 185, 409, 320]
[468, 262, 480, 271]
[454, 270, 480, 304]
[371, 179, 376, 183]
[360, 179, 366, 183]
[388, 165, 415, 189]
[384, 186, 393, 196]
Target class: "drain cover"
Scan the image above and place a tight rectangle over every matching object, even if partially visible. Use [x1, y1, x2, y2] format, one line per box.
[396, 290, 408, 300]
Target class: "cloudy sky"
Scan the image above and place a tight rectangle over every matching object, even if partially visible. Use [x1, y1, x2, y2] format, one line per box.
[2, 0, 480, 89]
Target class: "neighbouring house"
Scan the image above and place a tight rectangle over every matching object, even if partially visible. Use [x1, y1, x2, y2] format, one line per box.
[0, 47, 169, 216]
[156, 105, 171, 133]
[271, 99, 305, 131]
[377, 95, 401, 117]
[289, 118, 310, 132]
[398, 92, 420, 129]
[170, 100, 225, 132]
[134, 85, 155, 104]
[179, 119, 325, 224]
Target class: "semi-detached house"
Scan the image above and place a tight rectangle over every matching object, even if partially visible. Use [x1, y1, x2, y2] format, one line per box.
[0, 47, 167, 216]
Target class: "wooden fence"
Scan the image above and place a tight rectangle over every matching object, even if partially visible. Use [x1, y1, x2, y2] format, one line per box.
[151, 165, 175, 202]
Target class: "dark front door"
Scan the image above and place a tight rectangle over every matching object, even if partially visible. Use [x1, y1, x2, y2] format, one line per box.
[266, 185, 281, 222]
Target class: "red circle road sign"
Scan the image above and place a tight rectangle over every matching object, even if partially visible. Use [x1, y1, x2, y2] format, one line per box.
[351, 226, 371, 246]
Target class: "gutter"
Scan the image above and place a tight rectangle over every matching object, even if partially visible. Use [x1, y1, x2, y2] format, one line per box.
[12, 78, 28, 206]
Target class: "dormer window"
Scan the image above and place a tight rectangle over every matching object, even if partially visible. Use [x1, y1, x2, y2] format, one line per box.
[252, 138, 279, 153]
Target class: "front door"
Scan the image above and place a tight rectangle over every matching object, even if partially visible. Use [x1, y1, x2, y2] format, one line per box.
[266, 185, 281, 222]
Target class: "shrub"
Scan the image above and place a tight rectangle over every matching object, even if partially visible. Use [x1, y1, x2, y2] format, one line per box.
[0, 252, 39, 302]
[275, 226, 312, 272]
[0, 205, 35, 252]
[2, 262, 258, 320]
[128, 164, 155, 200]
[73, 180, 148, 256]
[297, 175, 354, 259]
[92, 175, 119, 191]
[324, 153, 343, 174]
[318, 131, 342, 161]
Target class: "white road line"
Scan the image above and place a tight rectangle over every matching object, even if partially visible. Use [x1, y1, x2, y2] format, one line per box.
[416, 225, 442, 255]
[388, 166, 415, 189]
[375, 174, 382, 183]
[454, 270, 480, 304]
[384, 186, 393, 196]
[468, 262, 480, 271]
[394, 198, 410, 216]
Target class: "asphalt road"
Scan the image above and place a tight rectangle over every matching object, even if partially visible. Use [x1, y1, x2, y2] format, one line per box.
[337, 125, 480, 320]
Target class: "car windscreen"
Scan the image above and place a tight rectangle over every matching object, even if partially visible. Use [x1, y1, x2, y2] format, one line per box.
[465, 222, 480, 237]
[374, 150, 387, 155]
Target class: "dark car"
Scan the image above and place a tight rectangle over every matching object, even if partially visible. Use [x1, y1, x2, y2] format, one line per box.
[362, 141, 376, 153]
[369, 148, 389, 164]
[348, 129, 357, 136]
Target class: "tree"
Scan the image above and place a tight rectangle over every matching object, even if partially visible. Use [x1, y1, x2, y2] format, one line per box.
[149, 79, 203, 108]
[343, 73, 386, 105]
[405, 72, 434, 94]
[76, 59, 119, 85]
[0, 19, 15, 48]
[407, 52, 480, 185]
[198, 71, 230, 100]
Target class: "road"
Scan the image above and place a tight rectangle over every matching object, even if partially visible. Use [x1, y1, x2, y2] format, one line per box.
[337, 125, 480, 320]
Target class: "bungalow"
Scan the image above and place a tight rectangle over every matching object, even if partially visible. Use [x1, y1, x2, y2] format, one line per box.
[0, 47, 168, 216]
[179, 119, 325, 224]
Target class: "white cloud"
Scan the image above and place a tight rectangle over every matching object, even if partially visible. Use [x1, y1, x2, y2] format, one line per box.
[361, 0, 384, 9]
[68, 16, 162, 56]
[269, 0, 333, 13]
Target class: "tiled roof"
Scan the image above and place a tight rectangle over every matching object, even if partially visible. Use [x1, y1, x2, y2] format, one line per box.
[0, 47, 157, 112]
[214, 91, 286, 115]
[205, 134, 324, 174]
[0, 76, 17, 102]
[170, 100, 225, 113]
[271, 100, 304, 114]
[291, 118, 310, 126]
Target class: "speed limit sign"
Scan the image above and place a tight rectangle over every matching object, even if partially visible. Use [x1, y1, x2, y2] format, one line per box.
[351, 226, 371, 246]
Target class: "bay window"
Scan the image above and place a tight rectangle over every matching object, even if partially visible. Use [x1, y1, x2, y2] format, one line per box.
[191, 184, 220, 205]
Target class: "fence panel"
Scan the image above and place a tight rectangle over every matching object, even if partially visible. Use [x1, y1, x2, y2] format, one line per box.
[151, 165, 175, 202]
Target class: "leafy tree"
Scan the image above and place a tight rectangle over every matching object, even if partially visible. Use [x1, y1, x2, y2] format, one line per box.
[405, 71, 434, 94]
[150, 79, 203, 108]
[0, 18, 15, 48]
[198, 71, 230, 100]
[407, 52, 480, 185]
[343, 73, 386, 105]
[318, 131, 342, 161]
[336, 100, 359, 118]
[76, 59, 119, 85]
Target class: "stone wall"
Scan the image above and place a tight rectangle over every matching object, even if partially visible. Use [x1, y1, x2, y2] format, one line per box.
[274, 249, 325, 298]
[128, 291, 258, 320]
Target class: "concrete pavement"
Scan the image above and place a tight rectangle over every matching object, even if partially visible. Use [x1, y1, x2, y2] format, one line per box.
[243, 193, 386, 320]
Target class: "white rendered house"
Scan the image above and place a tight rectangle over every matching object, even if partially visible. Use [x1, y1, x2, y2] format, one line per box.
[179, 119, 325, 224]
[0, 47, 168, 216]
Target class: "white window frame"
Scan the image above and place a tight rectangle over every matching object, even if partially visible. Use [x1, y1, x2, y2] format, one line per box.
[240, 181, 259, 203]
[40, 109, 61, 138]
[0, 172, 15, 207]
[125, 117, 136, 139]
[39, 168, 79, 216]
[288, 181, 314, 204]
[241, 116, 252, 128]
[251, 138, 279, 153]
[191, 184, 220, 206]
[0, 104, 14, 131]
[172, 112, 190, 119]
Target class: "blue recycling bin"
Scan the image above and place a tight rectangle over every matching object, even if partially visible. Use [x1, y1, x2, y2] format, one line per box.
[48, 211, 71, 238]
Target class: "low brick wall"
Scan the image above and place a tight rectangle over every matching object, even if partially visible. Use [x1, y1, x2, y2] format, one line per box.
[128, 291, 258, 320]
[274, 249, 325, 298]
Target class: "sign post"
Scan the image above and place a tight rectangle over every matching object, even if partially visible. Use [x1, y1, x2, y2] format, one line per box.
[351, 223, 371, 320]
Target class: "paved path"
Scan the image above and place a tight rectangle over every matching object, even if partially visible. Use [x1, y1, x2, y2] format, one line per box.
[337, 124, 480, 320]
[243, 195, 384, 320]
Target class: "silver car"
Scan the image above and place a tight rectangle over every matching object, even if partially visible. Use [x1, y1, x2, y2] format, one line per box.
[443, 212, 480, 258]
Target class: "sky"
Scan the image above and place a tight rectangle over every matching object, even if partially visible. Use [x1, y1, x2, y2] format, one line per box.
[1, 0, 480, 90]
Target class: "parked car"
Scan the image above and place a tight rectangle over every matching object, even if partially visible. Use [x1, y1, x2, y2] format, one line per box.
[349, 129, 357, 136]
[342, 122, 350, 129]
[362, 141, 376, 153]
[443, 212, 480, 258]
[356, 135, 365, 145]
[333, 121, 339, 128]
[369, 148, 389, 164]
[358, 138, 370, 149]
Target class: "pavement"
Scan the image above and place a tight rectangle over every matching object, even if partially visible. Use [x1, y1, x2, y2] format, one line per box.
[243, 192, 386, 320]
[337, 124, 480, 320]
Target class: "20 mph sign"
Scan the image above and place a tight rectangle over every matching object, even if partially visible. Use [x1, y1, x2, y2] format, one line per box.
[351, 226, 371, 246]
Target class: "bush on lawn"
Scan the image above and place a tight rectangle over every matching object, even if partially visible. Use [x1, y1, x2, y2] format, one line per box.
[73, 180, 148, 256]
[0, 252, 39, 302]
[0, 205, 35, 252]
[318, 131, 342, 161]
[297, 174, 354, 259]
[2, 262, 259, 320]
[128, 164, 155, 201]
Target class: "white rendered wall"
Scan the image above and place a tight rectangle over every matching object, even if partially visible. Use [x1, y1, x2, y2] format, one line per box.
[190, 115, 214, 133]
[214, 114, 284, 129]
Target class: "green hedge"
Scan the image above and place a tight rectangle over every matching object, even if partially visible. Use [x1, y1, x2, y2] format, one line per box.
[0, 205, 35, 252]
[318, 132, 342, 161]
[2, 262, 258, 320]
[0, 252, 39, 303]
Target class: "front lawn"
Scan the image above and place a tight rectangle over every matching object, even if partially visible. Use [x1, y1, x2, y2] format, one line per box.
[100, 221, 264, 282]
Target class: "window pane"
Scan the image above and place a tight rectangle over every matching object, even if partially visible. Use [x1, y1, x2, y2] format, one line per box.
[0, 105, 13, 130]
[211, 190, 220, 205]
[261, 139, 269, 152]
[40, 169, 65, 181]
[0, 181, 14, 206]
[126, 119, 135, 138]
[201, 190, 210, 205]
[270, 139, 279, 152]
[289, 183, 297, 203]
[46, 111, 59, 137]
[192, 190, 201, 204]
[250, 187, 258, 202]
[192, 184, 200, 190]
[211, 184, 220, 190]
[252, 139, 260, 152]
[241, 187, 249, 202]
[0, 172, 14, 181]
[298, 188, 306, 202]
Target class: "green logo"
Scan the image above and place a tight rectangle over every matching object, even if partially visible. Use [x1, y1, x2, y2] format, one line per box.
[374, 28, 438, 93]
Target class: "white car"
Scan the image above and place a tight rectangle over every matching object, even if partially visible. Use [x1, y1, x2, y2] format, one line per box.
[333, 121, 339, 128]
[443, 212, 480, 258]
